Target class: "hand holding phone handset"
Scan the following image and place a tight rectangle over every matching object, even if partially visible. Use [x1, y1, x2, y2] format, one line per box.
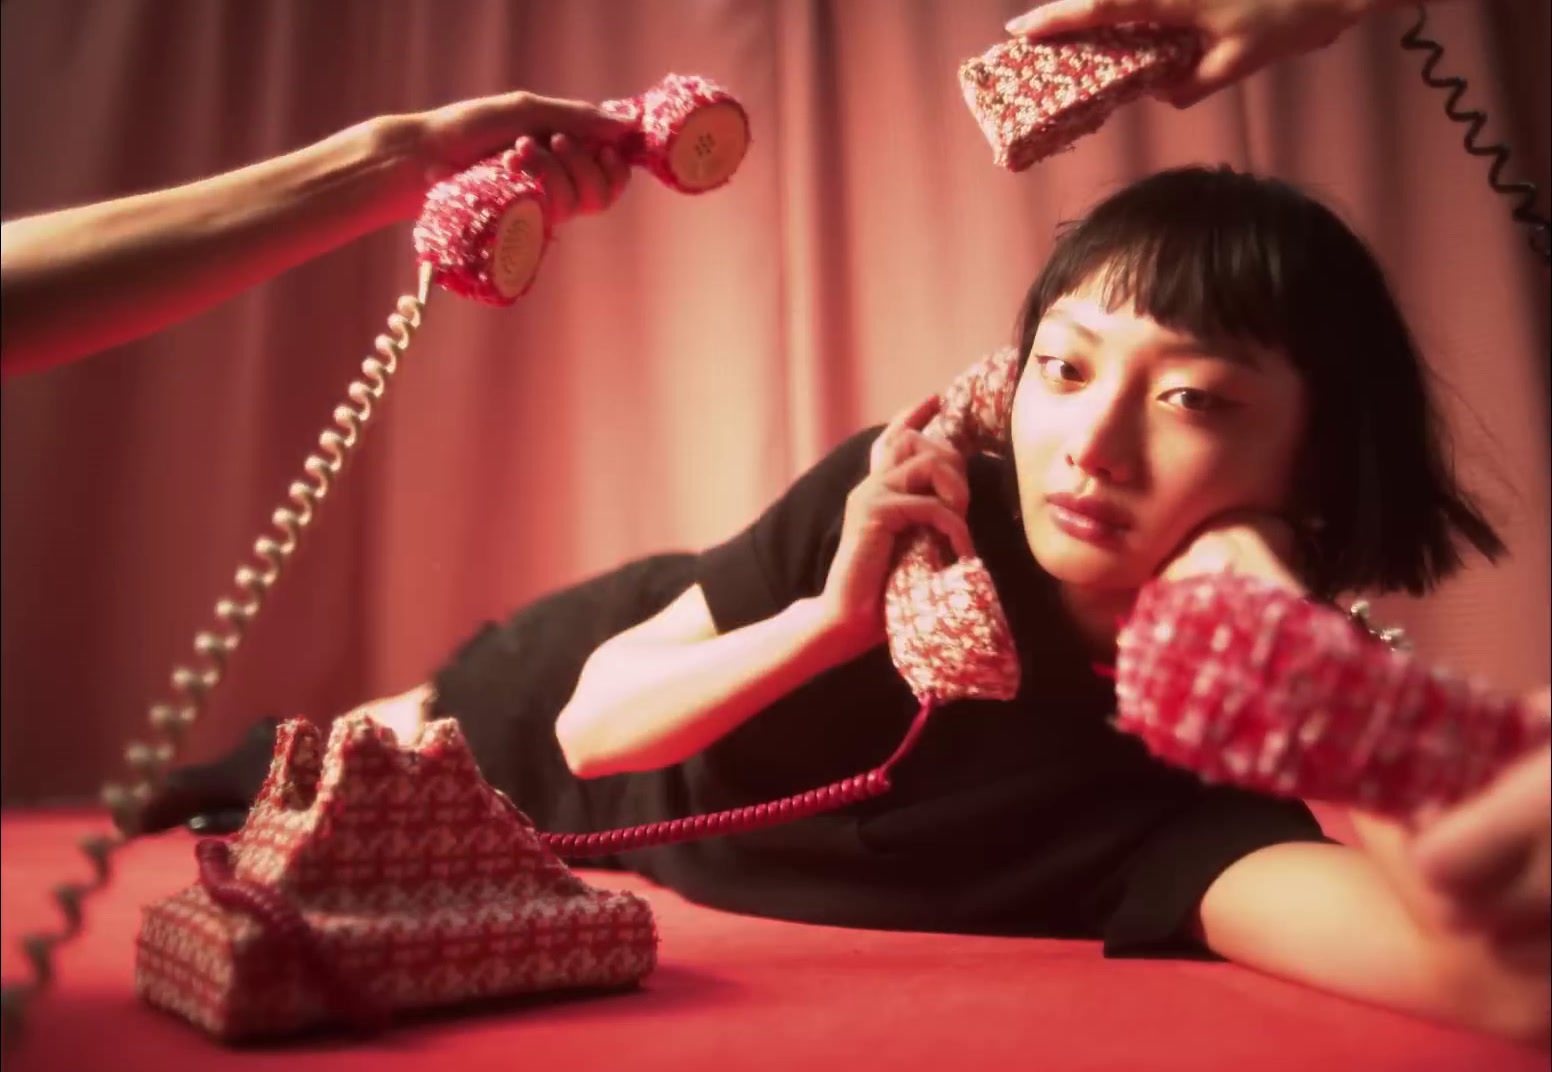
[961, 12, 1549, 261]
[884, 347, 1024, 707]
[959, 24, 1202, 171]
[414, 74, 751, 304]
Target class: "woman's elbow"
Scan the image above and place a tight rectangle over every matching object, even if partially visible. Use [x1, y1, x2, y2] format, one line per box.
[554, 703, 610, 779]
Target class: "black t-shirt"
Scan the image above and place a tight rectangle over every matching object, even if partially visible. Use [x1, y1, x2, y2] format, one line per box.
[432, 425, 1334, 956]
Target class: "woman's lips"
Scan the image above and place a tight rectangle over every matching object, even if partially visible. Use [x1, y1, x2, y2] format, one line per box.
[1045, 493, 1132, 548]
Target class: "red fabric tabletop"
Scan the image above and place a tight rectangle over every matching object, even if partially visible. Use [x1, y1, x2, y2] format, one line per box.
[2, 808, 1542, 1072]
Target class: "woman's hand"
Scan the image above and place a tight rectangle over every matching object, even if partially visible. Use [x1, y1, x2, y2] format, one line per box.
[1157, 508, 1305, 589]
[1005, 0, 1370, 109]
[373, 90, 636, 224]
[1410, 688, 1552, 969]
[817, 395, 975, 655]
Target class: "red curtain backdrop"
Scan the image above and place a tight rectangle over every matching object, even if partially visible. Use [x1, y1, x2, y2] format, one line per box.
[2, 0, 1547, 805]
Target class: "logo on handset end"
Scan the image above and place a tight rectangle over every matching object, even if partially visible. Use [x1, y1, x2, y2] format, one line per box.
[669, 102, 748, 193]
[491, 198, 545, 299]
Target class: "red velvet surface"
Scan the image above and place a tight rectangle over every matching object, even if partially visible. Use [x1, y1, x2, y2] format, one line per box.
[2, 808, 1542, 1071]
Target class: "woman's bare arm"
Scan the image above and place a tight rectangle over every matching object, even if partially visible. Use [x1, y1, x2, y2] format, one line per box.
[0, 92, 629, 379]
[555, 584, 865, 778]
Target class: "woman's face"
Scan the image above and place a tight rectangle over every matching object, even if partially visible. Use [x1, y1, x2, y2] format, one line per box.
[1009, 275, 1308, 592]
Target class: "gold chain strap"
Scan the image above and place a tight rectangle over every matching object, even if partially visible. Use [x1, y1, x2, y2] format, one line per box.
[1346, 600, 1412, 652]
[0, 265, 434, 1053]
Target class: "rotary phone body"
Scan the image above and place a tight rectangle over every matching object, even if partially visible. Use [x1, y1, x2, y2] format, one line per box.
[4, 6, 1550, 1047]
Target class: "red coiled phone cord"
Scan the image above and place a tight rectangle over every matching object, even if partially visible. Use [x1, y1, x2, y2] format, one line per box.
[536, 699, 938, 859]
[192, 701, 939, 1034]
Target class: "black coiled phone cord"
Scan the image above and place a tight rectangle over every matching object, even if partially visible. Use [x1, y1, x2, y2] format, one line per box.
[1401, 4, 1551, 265]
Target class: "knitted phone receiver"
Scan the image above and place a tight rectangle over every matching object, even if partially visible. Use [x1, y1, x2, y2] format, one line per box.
[959, 26, 1201, 171]
[883, 347, 1024, 706]
[1113, 573, 1551, 818]
[413, 74, 751, 304]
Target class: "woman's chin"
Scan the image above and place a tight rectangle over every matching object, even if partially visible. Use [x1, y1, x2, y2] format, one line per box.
[1027, 529, 1146, 588]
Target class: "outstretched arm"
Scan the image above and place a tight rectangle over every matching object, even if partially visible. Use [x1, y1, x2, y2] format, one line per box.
[0, 91, 630, 379]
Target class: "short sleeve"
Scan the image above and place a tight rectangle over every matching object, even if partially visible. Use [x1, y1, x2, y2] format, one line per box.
[695, 425, 882, 634]
[1100, 784, 1339, 960]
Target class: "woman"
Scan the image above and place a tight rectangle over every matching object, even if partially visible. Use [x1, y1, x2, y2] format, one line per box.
[130, 155, 1547, 1043]
[176, 163, 1534, 1045]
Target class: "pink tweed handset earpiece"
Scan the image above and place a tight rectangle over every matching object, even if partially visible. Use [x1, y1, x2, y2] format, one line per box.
[412, 74, 751, 305]
[883, 347, 1025, 708]
[1113, 574, 1551, 818]
[959, 26, 1201, 171]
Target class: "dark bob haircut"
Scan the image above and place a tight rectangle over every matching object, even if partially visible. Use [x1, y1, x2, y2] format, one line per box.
[1009, 164, 1504, 600]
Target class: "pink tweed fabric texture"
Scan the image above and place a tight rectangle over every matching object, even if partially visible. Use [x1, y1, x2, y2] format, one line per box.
[884, 347, 1024, 706]
[960, 27, 1201, 171]
[1114, 573, 1550, 816]
[136, 714, 658, 1041]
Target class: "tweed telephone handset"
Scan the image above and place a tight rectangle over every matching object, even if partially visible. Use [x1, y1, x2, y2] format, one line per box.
[6, 20, 1551, 1048]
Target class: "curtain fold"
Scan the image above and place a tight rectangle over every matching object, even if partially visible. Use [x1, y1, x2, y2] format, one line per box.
[3, 0, 1547, 804]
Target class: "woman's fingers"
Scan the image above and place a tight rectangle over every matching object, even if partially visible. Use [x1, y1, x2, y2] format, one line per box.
[870, 490, 975, 561]
[549, 133, 611, 216]
[509, 137, 579, 223]
[1415, 749, 1549, 892]
[871, 395, 943, 470]
[880, 447, 970, 514]
[872, 426, 956, 478]
[598, 143, 632, 203]
[504, 134, 631, 223]
[1412, 744, 1551, 935]
[865, 451, 974, 560]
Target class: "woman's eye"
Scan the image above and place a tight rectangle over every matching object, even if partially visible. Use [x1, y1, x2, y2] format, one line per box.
[1036, 356, 1082, 385]
[1162, 387, 1227, 413]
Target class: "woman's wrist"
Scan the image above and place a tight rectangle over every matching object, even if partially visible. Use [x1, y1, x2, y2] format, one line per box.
[795, 595, 884, 668]
[350, 112, 446, 227]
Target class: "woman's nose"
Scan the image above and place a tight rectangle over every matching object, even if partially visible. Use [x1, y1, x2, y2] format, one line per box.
[1064, 399, 1138, 485]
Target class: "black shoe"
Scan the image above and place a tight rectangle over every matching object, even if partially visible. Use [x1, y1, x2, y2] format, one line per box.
[137, 716, 281, 834]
